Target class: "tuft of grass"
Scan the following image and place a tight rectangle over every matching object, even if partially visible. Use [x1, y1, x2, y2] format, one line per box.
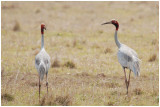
[98, 30, 103, 34]
[40, 96, 46, 106]
[43, 95, 55, 106]
[148, 54, 157, 62]
[28, 81, 38, 87]
[1, 93, 14, 101]
[66, 43, 70, 47]
[64, 61, 76, 69]
[134, 88, 143, 95]
[35, 9, 41, 13]
[40, 95, 72, 106]
[97, 80, 119, 88]
[75, 72, 90, 77]
[110, 91, 118, 95]
[96, 73, 106, 78]
[151, 39, 158, 45]
[105, 82, 119, 88]
[107, 101, 114, 106]
[156, 96, 159, 104]
[130, 18, 134, 22]
[73, 39, 77, 47]
[57, 32, 75, 37]
[104, 48, 112, 54]
[92, 43, 100, 49]
[13, 21, 21, 31]
[1, 67, 4, 77]
[52, 57, 60, 68]
[62, 5, 70, 9]
[2, 4, 15, 9]
[54, 95, 72, 106]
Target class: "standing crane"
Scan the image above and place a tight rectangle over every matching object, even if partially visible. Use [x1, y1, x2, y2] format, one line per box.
[35, 23, 50, 102]
[102, 19, 140, 94]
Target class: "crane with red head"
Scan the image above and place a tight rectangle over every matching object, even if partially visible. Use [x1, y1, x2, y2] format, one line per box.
[102, 19, 140, 94]
[35, 23, 51, 102]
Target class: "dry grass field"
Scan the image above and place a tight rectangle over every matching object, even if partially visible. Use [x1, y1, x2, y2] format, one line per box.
[1, 1, 159, 106]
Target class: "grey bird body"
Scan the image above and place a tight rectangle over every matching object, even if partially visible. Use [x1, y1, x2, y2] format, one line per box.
[117, 44, 140, 76]
[115, 31, 140, 76]
[35, 48, 50, 80]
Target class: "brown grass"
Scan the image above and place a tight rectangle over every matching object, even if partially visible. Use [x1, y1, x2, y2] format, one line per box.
[54, 95, 72, 106]
[148, 54, 157, 62]
[40, 96, 46, 106]
[96, 73, 106, 78]
[151, 39, 158, 45]
[73, 39, 77, 47]
[35, 9, 41, 14]
[133, 88, 143, 95]
[104, 48, 112, 54]
[75, 72, 90, 77]
[2, 93, 14, 102]
[51, 57, 60, 68]
[39, 94, 72, 106]
[13, 21, 21, 31]
[2, 4, 15, 9]
[64, 61, 76, 69]
[98, 81, 119, 88]
[107, 101, 114, 106]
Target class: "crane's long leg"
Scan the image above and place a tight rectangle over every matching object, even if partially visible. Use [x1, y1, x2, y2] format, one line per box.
[127, 70, 131, 91]
[123, 68, 128, 94]
[46, 73, 48, 96]
[39, 75, 41, 102]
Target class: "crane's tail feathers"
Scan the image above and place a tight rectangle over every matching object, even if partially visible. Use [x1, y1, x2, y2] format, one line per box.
[134, 56, 141, 62]
[39, 63, 45, 81]
[137, 58, 141, 62]
[132, 61, 140, 77]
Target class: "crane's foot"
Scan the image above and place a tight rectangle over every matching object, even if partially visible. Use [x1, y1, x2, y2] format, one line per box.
[46, 82, 48, 96]
[39, 84, 41, 103]
[126, 80, 130, 95]
[126, 84, 129, 95]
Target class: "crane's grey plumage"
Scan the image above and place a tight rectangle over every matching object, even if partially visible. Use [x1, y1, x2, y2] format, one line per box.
[35, 24, 50, 102]
[115, 30, 140, 77]
[102, 19, 140, 94]
[35, 48, 50, 80]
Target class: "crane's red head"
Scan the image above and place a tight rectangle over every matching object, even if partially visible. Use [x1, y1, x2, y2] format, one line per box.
[41, 23, 46, 34]
[102, 19, 119, 31]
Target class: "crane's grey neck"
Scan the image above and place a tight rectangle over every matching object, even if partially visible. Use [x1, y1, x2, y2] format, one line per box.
[114, 30, 121, 48]
[41, 34, 44, 49]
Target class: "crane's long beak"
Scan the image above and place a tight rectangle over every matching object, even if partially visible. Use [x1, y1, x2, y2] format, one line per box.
[101, 21, 112, 25]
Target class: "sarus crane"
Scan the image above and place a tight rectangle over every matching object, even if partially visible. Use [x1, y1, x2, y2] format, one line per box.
[35, 23, 50, 101]
[102, 19, 140, 94]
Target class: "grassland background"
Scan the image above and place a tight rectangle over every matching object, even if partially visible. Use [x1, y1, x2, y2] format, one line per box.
[1, 1, 159, 106]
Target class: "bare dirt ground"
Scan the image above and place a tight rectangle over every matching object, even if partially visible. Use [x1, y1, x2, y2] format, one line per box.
[1, 1, 159, 106]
